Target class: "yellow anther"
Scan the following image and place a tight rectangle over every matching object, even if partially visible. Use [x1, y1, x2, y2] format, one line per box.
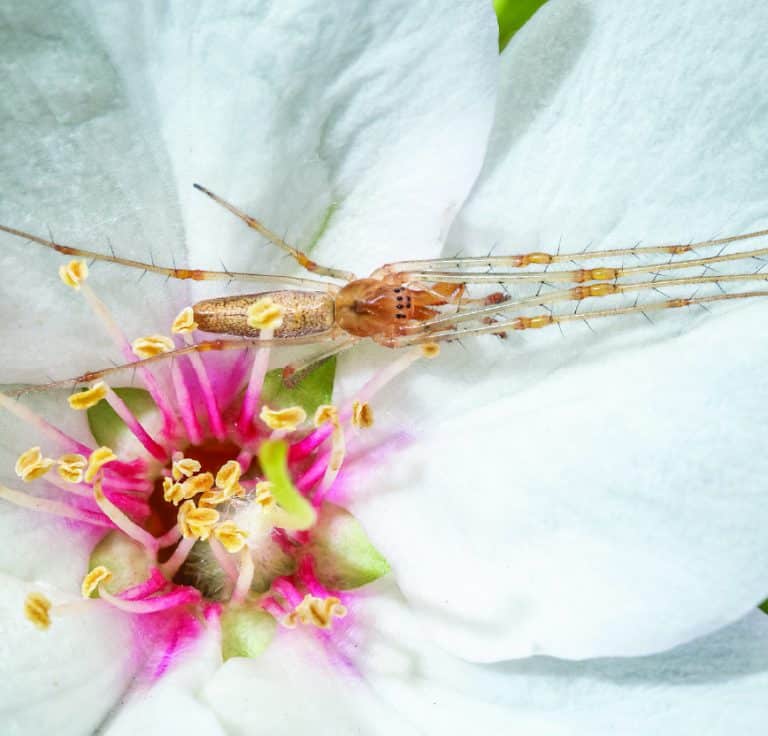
[313, 404, 339, 428]
[351, 401, 374, 429]
[177, 500, 219, 540]
[212, 521, 248, 553]
[215, 460, 242, 491]
[247, 297, 284, 331]
[180, 471, 214, 499]
[254, 481, 275, 509]
[198, 489, 230, 507]
[171, 306, 198, 334]
[24, 592, 52, 630]
[172, 457, 202, 482]
[131, 335, 174, 359]
[84, 446, 117, 483]
[68, 382, 108, 411]
[420, 342, 440, 359]
[14, 447, 55, 482]
[260, 405, 307, 431]
[81, 566, 112, 598]
[58, 259, 89, 290]
[284, 594, 347, 630]
[57, 453, 87, 484]
[163, 476, 186, 505]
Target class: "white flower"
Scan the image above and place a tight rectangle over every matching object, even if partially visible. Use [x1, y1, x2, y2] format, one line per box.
[0, 1, 767, 735]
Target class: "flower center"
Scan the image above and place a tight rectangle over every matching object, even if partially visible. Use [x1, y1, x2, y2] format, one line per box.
[1, 257, 438, 671]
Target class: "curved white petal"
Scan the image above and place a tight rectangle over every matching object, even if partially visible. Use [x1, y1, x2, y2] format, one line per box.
[82, 0, 498, 280]
[0, 3, 186, 383]
[0, 575, 134, 736]
[202, 584, 768, 734]
[348, 0, 768, 660]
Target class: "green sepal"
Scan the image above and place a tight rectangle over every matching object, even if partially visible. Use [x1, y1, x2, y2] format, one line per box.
[258, 440, 316, 531]
[87, 531, 153, 597]
[494, 0, 549, 52]
[261, 357, 336, 417]
[308, 503, 390, 590]
[220, 605, 277, 661]
[86, 387, 157, 449]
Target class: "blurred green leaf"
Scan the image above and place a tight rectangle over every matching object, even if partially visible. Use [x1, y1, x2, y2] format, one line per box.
[261, 356, 336, 416]
[494, 0, 549, 52]
[760, 598, 768, 615]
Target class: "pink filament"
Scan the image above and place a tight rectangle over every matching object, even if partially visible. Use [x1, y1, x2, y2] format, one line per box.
[105, 388, 167, 461]
[171, 359, 204, 445]
[237, 347, 271, 436]
[119, 568, 168, 601]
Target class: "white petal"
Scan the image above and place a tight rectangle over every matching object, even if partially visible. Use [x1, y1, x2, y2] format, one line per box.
[0, 575, 134, 736]
[202, 584, 768, 734]
[345, 0, 768, 659]
[104, 624, 226, 736]
[0, 4, 187, 383]
[83, 0, 498, 279]
[353, 303, 768, 660]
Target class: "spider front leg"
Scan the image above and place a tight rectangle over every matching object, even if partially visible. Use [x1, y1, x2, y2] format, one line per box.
[193, 184, 357, 282]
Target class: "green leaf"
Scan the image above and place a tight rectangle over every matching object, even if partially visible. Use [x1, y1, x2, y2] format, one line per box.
[220, 606, 277, 661]
[87, 531, 153, 597]
[760, 598, 768, 615]
[308, 503, 390, 590]
[86, 387, 156, 448]
[258, 440, 317, 531]
[261, 356, 336, 417]
[494, 0, 549, 52]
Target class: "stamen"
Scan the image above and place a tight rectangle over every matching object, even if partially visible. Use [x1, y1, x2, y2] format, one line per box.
[351, 401, 374, 429]
[231, 546, 255, 605]
[180, 472, 215, 500]
[94, 478, 158, 552]
[215, 460, 243, 492]
[24, 592, 53, 630]
[57, 453, 87, 483]
[119, 567, 167, 600]
[173, 457, 202, 481]
[81, 566, 112, 597]
[162, 477, 186, 505]
[77, 282, 179, 437]
[0, 484, 112, 527]
[170, 360, 204, 445]
[58, 259, 88, 290]
[68, 382, 108, 411]
[235, 299, 287, 435]
[103, 385, 167, 461]
[260, 405, 307, 432]
[99, 584, 201, 614]
[0, 392, 92, 455]
[283, 594, 347, 630]
[246, 297, 284, 330]
[15, 447, 55, 482]
[198, 488, 233, 507]
[237, 343, 272, 433]
[131, 335, 175, 359]
[213, 521, 248, 553]
[84, 447, 117, 484]
[159, 536, 197, 579]
[171, 307, 198, 334]
[180, 332, 227, 440]
[254, 481, 276, 509]
[313, 405, 345, 500]
[177, 500, 219, 540]
[209, 537, 239, 581]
